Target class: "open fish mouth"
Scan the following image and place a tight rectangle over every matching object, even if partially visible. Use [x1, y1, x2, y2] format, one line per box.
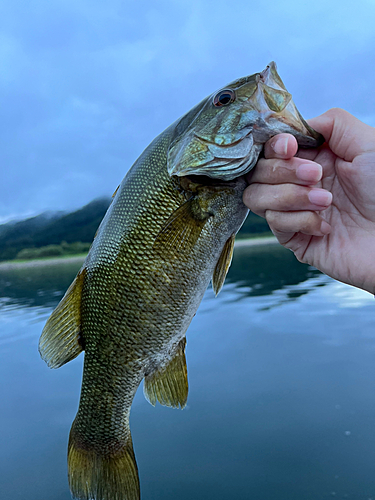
[167, 62, 324, 181]
[255, 62, 323, 148]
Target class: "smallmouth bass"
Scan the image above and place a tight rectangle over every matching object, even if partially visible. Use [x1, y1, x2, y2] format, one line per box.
[39, 62, 323, 500]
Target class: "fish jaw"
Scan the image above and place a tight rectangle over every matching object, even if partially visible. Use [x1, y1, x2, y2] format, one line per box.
[252, 62, 323, 148]
[167, 62, 324, 181]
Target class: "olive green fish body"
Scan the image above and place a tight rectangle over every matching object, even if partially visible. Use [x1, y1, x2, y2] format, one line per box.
[66, 124, 248, 500]
[72, 126, 248, 452]
[39, 62, 323, 500]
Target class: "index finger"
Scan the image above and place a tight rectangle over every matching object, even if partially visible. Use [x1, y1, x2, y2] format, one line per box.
[249, 157, 322, 186]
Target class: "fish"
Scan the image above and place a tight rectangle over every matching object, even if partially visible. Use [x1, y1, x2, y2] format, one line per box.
[39, 62, 323, 500]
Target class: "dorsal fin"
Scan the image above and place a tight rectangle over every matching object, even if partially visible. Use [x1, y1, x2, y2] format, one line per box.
[39, 269, 86, 368]
[144, 338, 188, 409]
[212, 233, 235, 296]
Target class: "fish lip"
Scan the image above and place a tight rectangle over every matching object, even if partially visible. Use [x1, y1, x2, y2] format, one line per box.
[299, 129, 325, 148]
[290, 116, 324, 148]
[265, 115, 324, 148]
[259, 61, 286, 91]
[257, 62, 324, 148]
[293, 109, 324, 147]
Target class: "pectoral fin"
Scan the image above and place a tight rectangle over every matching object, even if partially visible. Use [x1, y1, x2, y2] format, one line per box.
[144, 338, 188, 409]
[39, 269, 86, 368]
[212, 233, 235, 296]
[153, 199, 210, 259]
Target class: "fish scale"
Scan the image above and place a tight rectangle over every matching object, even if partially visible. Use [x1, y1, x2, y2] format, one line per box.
[39, 62, 323, 500]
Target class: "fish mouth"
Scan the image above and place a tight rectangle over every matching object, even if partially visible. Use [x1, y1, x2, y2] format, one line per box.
[256, 62, 324, 148]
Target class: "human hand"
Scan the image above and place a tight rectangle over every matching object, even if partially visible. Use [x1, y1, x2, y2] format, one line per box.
[243, 108, 375, 294]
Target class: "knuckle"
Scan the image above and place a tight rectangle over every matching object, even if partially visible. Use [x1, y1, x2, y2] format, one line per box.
[265, 210, 278, 224]
[326, 107, 346, 117]
[299, 219, 314, 233]
[243, 185, 261, 211]
[282, 184, 305, 208]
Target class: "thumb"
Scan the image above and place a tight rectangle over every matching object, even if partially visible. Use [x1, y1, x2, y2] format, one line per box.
[307, 108, 375, 162]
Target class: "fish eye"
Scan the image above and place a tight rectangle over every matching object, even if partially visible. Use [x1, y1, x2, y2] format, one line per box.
[213, 89, 236, 107]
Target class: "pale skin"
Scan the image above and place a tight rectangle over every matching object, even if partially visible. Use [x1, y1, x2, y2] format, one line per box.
[243, 108, 375, 294]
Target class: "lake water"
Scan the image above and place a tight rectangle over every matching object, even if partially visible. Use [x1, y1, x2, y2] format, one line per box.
[1, 243, 375, 500]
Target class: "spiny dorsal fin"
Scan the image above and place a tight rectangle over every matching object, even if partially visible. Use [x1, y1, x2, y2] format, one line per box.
[39, 269, 86, 368]
[153, 199, 209, 259]
[212, 233, 235, 296]
[144, 338, 188, 409]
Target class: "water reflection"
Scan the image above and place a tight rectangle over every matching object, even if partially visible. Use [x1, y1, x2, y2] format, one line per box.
[2, 243, 375, 500]
[0, 260, 83, 309]
[0, 244, 323, 312]
[227, 244, 323, 300]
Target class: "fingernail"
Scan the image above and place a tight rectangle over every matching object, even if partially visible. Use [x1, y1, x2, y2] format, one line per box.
[308, 189, 332, 206]
[272, 137, 288, 156]
[296, 163, 322, 183]
[320, 221, 331, 235]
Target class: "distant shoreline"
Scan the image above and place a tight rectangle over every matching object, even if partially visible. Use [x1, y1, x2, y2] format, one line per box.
[0, 236, 278, 270]
[0, 255, 86, 270]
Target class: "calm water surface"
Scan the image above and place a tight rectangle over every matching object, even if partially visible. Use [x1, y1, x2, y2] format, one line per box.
[1, 244, 375, 500]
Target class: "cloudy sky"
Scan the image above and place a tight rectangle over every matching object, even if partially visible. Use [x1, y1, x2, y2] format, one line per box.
[1, 0, 375, 221]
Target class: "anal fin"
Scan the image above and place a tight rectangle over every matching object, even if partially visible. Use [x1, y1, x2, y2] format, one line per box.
[212, 233, 235, 296]
[144, 338, 188, 409]
[39, 269, 86, 368]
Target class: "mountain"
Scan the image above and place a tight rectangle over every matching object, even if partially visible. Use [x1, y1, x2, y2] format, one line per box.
[0, 211, 65, 239]
[30, 198, 111, 248]
[0, 198, 111, 261]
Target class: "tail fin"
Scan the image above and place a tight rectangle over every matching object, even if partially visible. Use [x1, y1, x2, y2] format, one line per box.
[68, 427, 140, 500]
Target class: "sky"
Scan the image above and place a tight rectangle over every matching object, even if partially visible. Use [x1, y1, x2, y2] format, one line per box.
[1, 0, 375, 222]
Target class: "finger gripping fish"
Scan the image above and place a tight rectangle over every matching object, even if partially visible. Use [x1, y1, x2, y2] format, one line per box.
[39, 62, 323, 500]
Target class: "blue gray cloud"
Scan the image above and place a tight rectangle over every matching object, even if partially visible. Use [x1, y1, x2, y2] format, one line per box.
[1, 0, 375, 220]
